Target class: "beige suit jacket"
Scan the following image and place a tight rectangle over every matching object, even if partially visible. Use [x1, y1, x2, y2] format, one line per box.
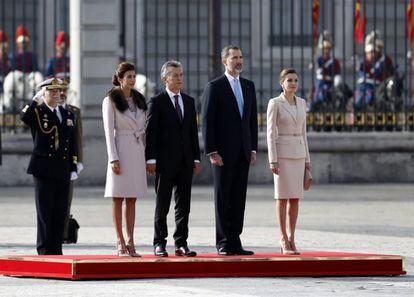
[267, 93, 310, 163]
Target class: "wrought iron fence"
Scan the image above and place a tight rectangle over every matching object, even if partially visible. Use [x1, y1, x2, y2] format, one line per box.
[121, 0, 414, 131]
[1, 0, 414, 133]
[0, 0, 69, 133]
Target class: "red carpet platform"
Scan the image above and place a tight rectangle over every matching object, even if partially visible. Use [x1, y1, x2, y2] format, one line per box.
[0, 251, 406, 280]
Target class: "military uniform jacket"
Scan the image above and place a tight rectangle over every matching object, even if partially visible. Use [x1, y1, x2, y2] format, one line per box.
[21, 101, 78, 180]
[64, 104, 83, 163]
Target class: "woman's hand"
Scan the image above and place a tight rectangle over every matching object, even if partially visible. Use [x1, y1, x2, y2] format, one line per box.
[270, 162, 280, 175]
[305, 162, 311, 170]
[111, 160, 121, 175]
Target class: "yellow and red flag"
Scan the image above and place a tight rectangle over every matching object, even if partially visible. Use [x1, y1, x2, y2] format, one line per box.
[354, 0, 365, 44]
[312, 0, 320, 42]
[407, 0, 414, 42]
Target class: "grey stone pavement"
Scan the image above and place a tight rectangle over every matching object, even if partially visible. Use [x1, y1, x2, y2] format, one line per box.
[0, 184, 413, 296]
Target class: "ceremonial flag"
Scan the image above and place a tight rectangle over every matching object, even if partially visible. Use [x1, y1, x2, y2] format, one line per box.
[354, 0, 365, 44]
[312, 0, 320, 42]
[408, 0, 414, 42]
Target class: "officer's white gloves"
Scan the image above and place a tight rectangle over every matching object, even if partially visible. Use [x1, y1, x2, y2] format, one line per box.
[77, 163, 84, 174]
[70, 171, 78, 181]
[32, 89, 45, 103]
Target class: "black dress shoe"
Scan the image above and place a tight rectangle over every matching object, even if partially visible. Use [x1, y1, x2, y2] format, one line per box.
[175, 246, 197, 257]
[217, 247, 234, 256]
[154, 245, 168, 257]
[233, 248, 254, 255]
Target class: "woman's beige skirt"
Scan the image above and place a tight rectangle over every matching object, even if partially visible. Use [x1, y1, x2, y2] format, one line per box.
[273, 158, 305, 199]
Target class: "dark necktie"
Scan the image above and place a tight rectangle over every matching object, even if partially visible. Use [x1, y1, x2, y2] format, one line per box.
[174, 95, 183, 123]
[53, 108, 61, 123]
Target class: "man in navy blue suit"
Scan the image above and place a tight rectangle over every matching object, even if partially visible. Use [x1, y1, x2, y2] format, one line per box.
[201, 45, 258, 256]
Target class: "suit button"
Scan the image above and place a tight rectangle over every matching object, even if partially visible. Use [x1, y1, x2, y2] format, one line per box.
[51, 136, 54, 139]
[64, 148, 67, 151]
[63, 156, 66, 160]
[66, 140, 69, 143]
[50, 145, 53, 148]
[48, 154, 52, 157]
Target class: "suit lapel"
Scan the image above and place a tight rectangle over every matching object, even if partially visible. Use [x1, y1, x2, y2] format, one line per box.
[279, 93, 298, 123]
[162, 91, 182, 125]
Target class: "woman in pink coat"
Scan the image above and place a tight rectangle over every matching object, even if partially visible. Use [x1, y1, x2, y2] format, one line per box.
[266, 68, 311, 255]
[102, 62, 148, 256]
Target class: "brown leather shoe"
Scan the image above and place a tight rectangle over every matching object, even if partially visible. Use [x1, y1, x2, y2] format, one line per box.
[175, 246, 197, 257]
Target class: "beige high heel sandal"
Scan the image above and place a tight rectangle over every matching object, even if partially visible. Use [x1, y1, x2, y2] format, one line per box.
[126, 242, 141, 257]
[117, 242, 130, 257]
[280, 239, 295, 255]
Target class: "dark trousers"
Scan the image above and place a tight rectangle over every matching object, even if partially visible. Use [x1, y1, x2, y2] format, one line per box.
[153, 165, 193, 248]
[62, 181, 74, 240]
[213, 152, 250, 251]
[33, 177, 70, 255]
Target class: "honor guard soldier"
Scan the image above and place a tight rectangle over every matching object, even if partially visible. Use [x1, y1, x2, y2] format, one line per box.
[312, 30, 341, 112]
[59, 79, 83, 243]
[45, 31, 70, 79]
[20, 77, 78, 255]
[0, 30, 11, 94]
[10, 25, 39, 73]
[355, 31, 394, 111]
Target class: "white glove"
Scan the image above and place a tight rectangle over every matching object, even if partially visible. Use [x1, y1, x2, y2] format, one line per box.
[70, 171, 78, 181]
[32, 89, 45, 102]
[77, 162, 84, 174]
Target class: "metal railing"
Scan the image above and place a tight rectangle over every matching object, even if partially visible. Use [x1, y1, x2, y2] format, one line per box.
[1, 0, 414, 133]
[121, 0, 414, 131]
[0, 0, 69, 133]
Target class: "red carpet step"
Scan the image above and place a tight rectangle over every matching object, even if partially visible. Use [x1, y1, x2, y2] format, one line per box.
[0, 251, 406, 280]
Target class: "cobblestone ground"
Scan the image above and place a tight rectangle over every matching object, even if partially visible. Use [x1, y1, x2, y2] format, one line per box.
[0, 184, 413, 296]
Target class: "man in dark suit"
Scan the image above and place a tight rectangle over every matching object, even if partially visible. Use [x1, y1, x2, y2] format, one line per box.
[20, 78, 78, 255]
[146, 60, 201, 257]
[201, 45, 258, 256]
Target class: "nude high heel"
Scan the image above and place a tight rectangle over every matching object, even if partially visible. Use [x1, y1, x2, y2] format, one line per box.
[289, 239, 300, 255]
[126, 242, 141, 257]
[117, 242, 130, 257]
[280, 239, 295, 255]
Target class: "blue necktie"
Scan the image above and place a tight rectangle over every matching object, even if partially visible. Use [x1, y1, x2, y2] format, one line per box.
[232, 78, 244, 117]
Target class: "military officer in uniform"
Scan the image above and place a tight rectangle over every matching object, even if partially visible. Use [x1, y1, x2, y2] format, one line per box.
[20, 78, 78, 255]
[59, 79, 83, 243]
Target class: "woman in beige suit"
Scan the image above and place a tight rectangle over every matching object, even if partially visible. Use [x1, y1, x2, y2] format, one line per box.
[266, 68, 311, 255]
[102, 62, 148, 256]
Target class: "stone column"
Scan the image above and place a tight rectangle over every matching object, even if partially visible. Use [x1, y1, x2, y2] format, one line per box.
[69, 0, 120, 184]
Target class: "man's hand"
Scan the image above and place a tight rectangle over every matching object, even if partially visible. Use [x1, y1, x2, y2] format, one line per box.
[250, 152, 257, 165]
[146, 163, 156, 175]
[209, 153, 223, 166]
[193, 162, 202, 176]
[270, 162, 279, 175]
[305, 162, 311, 170]
[111, 160, 121, 175]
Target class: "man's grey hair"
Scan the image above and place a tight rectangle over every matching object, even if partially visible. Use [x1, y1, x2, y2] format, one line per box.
[221, 45, 241, 60]
[160, 60, 182, 80]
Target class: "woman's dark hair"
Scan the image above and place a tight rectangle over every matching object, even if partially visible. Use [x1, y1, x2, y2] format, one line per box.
[279, 68, 298, 83]
[112, 62, 135, 86]
[108, 62, 147, 111]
